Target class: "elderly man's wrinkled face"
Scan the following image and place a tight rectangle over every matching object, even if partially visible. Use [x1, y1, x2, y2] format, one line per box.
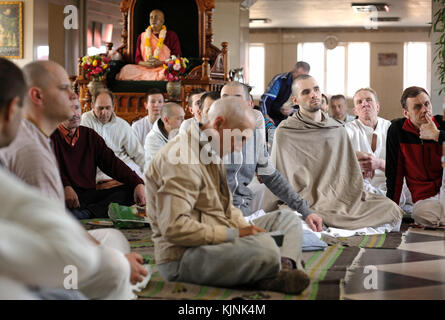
[353, 90, 380, 122]
[403, 92, 432, 129]
[165, 106, 185, 131]
[330, 98, 347, 121]
[292, 77, 322, 113]
[149, 10, 164, 32]
[93, 93, 114, 124]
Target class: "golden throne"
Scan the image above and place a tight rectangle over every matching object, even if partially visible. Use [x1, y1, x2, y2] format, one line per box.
[76, 0, 229, 124]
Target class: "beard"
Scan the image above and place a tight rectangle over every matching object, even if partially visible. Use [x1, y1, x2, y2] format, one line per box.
[301, 101, 322, 113]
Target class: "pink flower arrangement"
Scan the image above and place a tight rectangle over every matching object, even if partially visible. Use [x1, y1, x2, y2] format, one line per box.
[81, 54, 110, 81]
[163, 55, 189, 82]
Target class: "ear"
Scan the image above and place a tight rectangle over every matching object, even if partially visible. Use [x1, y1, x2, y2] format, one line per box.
[188, 106, 194, 114]
[28, 87, 43, 106]
[376, 103, 381, 114]
[352, 106, 359, 116]
[213, 116, 225, 131]
[196, 109, 202, 117]
[291, 95, 298, 105]
[402, 108, 409, 119]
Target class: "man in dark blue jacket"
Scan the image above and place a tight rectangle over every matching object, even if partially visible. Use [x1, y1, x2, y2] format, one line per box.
[260, 61, 310, 125]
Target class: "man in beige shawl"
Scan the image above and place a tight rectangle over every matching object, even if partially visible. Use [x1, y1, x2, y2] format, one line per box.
[270, 75, 403, 230]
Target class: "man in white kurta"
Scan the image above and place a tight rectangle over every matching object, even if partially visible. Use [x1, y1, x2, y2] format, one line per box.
[131, 88, 164, 145]
[0, 58, 143, 300]
[81, 89, 145, 181]
[345, 88, 412, 211]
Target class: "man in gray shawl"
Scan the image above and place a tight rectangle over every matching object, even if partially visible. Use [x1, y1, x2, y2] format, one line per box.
[270, 75, 403, 230]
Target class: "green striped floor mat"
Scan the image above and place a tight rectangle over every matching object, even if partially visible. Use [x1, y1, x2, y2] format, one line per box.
[321, 232, 403, 249]
[81, 220, 360, 300]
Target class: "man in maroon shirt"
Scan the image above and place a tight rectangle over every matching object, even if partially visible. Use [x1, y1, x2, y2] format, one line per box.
[51, 100, 146, 219]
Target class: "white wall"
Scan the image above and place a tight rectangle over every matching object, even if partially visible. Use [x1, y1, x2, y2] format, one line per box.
[213, 1, 249, 72]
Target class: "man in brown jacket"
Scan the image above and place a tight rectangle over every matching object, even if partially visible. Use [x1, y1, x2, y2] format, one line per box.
[145, 97, 309, 294]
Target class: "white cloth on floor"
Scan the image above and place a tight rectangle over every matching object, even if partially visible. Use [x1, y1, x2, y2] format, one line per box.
[296, 210, 401, 238]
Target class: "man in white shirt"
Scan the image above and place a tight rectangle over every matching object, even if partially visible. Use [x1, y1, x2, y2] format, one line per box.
[144, 102, 184, 167]
[179, 88, 205, 134]
[330, 94, 355, 123]
[345, 88, 412, 210]
[132, 88, 164, 145]
[81, 89, 145, 181]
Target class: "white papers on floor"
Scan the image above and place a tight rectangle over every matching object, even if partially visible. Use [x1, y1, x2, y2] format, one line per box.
[295, 211, 402, 239]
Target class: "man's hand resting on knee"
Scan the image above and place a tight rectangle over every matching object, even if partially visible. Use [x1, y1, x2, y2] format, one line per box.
[64, 186, 80, 209]
[239, 225, 266, 237]
[125, 252, 148, 285]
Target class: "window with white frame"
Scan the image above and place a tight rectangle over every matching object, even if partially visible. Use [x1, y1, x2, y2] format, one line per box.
[297, 42, 325, 92]
[297, 42, 370, 97]
[404, 42, 430, 92]
[248, 45, 265, 97]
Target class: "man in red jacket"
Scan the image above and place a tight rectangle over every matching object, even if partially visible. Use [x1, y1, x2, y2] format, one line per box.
[51, 100, 146, 219]
[386, 86, 445, 227]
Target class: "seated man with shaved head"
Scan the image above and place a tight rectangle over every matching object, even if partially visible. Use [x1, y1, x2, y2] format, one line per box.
[0, 60, 76, 203]
[271, 75, 403, 231]
[144, 102, 184, 166]
[145, 97, 310, 294]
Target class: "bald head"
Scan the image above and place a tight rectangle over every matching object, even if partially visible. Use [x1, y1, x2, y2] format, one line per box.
[161, 102, 184, 134]
[204, 97, 256, 156]
[291, 74, 314, 96]
[22, 60, 66, 90]
[161, 102, 183, 119]
[221, 82, 250, 102]
[21, 60, 75, 133]
[150, 9, 165, 32]
[207, 97, 255, 130]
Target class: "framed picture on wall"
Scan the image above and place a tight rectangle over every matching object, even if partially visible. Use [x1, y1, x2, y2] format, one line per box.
[378, 53, 397, 66]
[0, 1, 23, 59]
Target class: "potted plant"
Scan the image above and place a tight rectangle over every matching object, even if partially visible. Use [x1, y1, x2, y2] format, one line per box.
[163, 55, 189, 99]
[81, 54, 111, 96]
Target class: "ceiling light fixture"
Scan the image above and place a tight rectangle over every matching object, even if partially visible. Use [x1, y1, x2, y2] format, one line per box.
[351, 2, 390, 13]
[249, 18, 272, 24]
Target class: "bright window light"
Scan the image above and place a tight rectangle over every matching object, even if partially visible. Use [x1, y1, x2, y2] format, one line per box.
[87, 46, 106, 56]
[249, 45, 265, 97]
[404, 42, 428, 92]
[326, 45, 345, 95]
[347, 43, 370, 97]
[37, 46, 49, 60]
[298, 42, 325, 92]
